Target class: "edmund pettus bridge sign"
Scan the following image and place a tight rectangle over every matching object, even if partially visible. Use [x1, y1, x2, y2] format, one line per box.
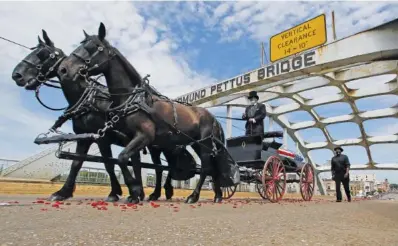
[270, 14, 327, 62]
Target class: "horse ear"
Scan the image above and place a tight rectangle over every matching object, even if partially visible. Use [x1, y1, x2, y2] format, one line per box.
[38, 35, 44, 45]
[42, 29, 54, 47]
[98, 22, 106, 41]
[83, 30, 89, 38]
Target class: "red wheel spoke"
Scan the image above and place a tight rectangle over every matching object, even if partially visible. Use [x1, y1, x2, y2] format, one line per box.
[300, 163, 314, 201]
[262, 156, 286, 203]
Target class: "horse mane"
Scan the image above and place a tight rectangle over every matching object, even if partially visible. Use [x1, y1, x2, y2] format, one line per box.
[111, 45, 170, 98]
[112, 48, 143, 86]
[108, 41, 191, 106]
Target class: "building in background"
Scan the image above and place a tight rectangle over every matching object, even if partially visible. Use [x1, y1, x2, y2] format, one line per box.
[351, 174, 376, 182]
[349, 181, 364, 196]
[376, 179, 390, 192]
[323, 179, 335, 196]
[321, 173, 392, 197]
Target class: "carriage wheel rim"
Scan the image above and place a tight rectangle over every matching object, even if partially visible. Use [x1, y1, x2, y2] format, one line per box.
[262, 156, 286, 203]
[222, 185, 237, 199]
[300, 164, 315, 201]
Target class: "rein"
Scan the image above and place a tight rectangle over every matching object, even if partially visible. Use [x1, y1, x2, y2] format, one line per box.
[35, 85, 67, 111]
[215, 116, 245, 121]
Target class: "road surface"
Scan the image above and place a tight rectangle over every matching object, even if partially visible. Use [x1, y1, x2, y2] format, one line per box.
[0, 195, 398, 245]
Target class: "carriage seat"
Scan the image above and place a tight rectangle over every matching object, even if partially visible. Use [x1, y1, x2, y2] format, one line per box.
[263, 131, 283, 139]
[262, 131, 283, 151]
[262, 141, 283, 151]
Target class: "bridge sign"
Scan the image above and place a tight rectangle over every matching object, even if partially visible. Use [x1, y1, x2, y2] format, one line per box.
[270, 14, 327, 62]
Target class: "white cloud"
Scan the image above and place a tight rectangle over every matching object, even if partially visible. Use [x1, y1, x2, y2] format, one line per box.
[213, 2, 231, 20]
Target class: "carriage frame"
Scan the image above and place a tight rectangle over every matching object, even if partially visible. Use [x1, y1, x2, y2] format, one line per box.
[220, 131, 315, 202]
[40, 129, 315, 203]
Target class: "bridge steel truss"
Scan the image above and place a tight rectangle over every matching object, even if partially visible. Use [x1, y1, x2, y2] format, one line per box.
[177, 19, 398, 195]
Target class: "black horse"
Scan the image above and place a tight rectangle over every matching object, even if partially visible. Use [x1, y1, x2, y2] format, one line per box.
[58, 23, 233, 204]
[11, 30, 188, 202]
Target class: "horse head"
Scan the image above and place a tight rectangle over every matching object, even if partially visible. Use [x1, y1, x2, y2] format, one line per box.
[11, 30, 65, 90]
[58, 23, 114, 82]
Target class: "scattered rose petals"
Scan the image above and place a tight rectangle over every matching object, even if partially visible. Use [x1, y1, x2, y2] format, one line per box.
[150, 202, 160, 208]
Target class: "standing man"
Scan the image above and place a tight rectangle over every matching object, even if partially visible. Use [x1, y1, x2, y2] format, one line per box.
[331, 146, 351, 202]
[242, 91, 267, 136]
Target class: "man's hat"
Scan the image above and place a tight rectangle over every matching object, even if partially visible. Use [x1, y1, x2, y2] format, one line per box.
[334, 146, 344, 152]
[248, 91, 259, 100]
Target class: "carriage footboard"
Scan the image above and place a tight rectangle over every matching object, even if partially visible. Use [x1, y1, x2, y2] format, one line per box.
[34, 133, 99, 145]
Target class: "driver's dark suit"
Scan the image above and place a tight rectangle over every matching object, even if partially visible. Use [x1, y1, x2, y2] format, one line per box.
[331, 154, 351, 202]
[242, 103, 267, 137]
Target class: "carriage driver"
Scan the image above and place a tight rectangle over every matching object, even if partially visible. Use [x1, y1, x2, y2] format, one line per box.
[242, 91, 267, 136]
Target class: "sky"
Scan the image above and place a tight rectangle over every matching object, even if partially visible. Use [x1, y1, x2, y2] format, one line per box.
[0, 1, 397, 182]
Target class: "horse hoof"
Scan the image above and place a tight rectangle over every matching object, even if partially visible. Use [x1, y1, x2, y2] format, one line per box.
[48, 194, 70, 201]
[214, 197, 222, 203]
[185, 195, 198, 204]
[147, 194, 160, 201]
[105, 195, 119, 202]
[125, 196, 140, 204]
[139, 193, 145, 201]
[165, 190, 174, 200]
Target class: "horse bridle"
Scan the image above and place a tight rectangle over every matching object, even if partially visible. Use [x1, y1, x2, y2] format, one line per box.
[71, 40, 116, 81]
[23, 45, 67, 110]
[23, 45, 66, 84]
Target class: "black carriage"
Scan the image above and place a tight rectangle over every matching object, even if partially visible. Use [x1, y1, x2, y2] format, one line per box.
[220, 131, 315, 203]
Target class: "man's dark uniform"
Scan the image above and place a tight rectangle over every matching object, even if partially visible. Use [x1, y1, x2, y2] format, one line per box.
[242, 91, 267, 136]
[331, 146, 351, 202]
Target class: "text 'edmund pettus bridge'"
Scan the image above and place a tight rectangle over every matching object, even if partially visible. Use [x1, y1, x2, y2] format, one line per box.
[176, 50, 317, 105]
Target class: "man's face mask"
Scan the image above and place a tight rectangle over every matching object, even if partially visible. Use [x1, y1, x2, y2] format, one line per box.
[250, 99, 258, 105]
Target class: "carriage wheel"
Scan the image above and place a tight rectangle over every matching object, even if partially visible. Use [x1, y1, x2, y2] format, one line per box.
[222, 185, 238, 199]
[300, 163, 315, 201]
[254, 170, 267, 199]
[256, 182, 267, 199]
[261, 156, 286, 203]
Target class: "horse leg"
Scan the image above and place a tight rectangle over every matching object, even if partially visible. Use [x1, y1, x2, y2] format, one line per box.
[131, 152, 145, 201]
[97, 141, 122, 202]
[164, 173, 174, 200]
[48, 140, 92, 201]
[185, 144, 209, 204]
[161, 150, 176, 200]
[118, 133, 151, 204]
[147, 147, 163, 201]
[186, 171, 207, 204]
[211, 158, 223, 203]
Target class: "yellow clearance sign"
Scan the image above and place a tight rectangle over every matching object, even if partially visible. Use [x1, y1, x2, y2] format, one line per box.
[270, 14, 327, 62]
